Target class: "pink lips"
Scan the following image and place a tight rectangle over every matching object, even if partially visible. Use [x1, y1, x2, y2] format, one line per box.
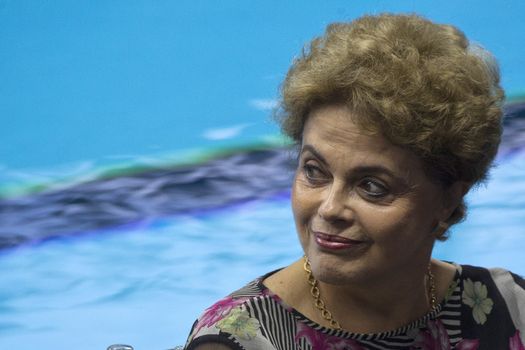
[313, 232, 365, 250]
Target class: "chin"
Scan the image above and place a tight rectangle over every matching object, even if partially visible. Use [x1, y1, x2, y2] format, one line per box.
[307, 250, 365, 286]
[316, 270, 353, 285]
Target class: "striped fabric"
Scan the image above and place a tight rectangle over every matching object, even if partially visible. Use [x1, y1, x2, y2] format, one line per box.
[184, 264, 525, 350]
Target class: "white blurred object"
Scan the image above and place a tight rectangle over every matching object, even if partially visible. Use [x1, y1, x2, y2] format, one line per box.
[107, 345, 133, 350]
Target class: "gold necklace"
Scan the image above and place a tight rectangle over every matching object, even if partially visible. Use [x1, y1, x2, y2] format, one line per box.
[302, 256, 437, 331]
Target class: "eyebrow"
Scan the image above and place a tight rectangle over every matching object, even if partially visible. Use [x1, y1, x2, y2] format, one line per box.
[300, 144, 407, 183]
[300, 144, 328, 165]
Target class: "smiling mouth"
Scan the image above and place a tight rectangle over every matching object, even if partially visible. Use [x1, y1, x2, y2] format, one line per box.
[313, 232, 368, 250]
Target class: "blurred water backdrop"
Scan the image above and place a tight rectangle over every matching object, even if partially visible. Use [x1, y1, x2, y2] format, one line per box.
[1, 1, 525, 349]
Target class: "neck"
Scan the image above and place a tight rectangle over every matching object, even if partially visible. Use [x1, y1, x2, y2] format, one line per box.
[309, 261, 433, 333]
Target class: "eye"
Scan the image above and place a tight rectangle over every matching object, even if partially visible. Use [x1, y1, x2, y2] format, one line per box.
[302, 163, 327, 183]
[359, 178, 389, 198]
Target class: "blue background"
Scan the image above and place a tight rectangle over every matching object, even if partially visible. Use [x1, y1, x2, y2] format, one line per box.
[1, 0, 524, 171]
[1, 1, 524, 349]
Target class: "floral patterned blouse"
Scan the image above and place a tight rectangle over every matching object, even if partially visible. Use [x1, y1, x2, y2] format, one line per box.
[184, 264, 525, 350]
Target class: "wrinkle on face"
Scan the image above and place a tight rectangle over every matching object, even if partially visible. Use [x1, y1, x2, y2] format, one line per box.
[292, 104, 449, 287]
[305, 105, 426, 197]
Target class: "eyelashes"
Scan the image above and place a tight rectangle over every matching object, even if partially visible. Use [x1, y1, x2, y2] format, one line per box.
[300, 161, 391, 201]
[303, 164, 327, 183]
[359, 178, 389, 198]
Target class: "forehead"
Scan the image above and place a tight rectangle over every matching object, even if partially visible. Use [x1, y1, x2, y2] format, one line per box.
[302, 105, 425, 173]
[304, 105, 389, 151]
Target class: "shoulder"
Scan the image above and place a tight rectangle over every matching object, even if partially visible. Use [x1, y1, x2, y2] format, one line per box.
[457, 264, 525, 334]
[184, 274, 284, 350]
[458, 264, 525, 305]
[485, 267, 525, 328]
[458, 264, 525, 296]
[486, 266, 525, 291]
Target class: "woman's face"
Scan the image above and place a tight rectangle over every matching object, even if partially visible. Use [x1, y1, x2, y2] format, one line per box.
[292, 105, 457, 286]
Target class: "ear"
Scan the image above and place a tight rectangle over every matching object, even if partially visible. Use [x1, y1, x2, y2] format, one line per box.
[440, 181, 469, 222]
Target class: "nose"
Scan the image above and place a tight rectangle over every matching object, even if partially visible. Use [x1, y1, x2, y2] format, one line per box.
[318, 181, 353, 222]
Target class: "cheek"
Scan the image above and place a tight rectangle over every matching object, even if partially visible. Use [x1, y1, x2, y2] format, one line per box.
[291, 181, 307, 225]
[291, 178, 317, 232]
[409, 194, 444, 232]
[291, 184, 309, 251]
[360, 202, 437, 250]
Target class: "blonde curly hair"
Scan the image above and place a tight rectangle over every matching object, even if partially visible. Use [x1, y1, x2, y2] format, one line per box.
[277, 13, 505, 234]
